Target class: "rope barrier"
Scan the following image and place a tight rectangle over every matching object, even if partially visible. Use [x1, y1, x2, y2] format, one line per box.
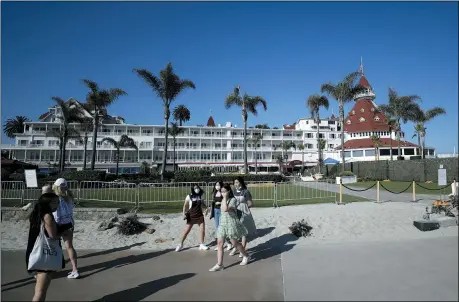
[342, 182, 377, 192]
[415, 182, 453, 191]
[379, 182, 412, 194]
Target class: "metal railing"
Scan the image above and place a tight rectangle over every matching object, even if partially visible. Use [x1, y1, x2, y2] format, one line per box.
[1, 179, 337, 208]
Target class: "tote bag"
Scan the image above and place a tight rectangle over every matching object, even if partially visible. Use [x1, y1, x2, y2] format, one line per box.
[27, 223, 62, 271]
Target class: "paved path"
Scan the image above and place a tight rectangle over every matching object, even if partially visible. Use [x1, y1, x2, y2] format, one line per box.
[2, 235, 457, 301]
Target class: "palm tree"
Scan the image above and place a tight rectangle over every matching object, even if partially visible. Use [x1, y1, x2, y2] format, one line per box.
[321, 72, 368, 170]
[82, 79, 127, 170]
[46, 127, 81, 172]
[307, 94, 329, 173]
[173, 105, 191, 126]
[167, 122, 185, 172]
[133, 63, 195, 179]
[225, 85, 267, 174]
[49, 97, 85, 172]
[318, 138, 326, 169]
[297, 143, 305, 174]
[276, 154, 285, 175]
[101, 135, 138, 176]
[280, 141, 296, 160]
[378, 88, 422, 159]
[382, 112, 398, 161]
[3, 116, 30, 138]
[249, 134, 263, 174]
[370, 135, 381, 161]
[412, 106, 446, 159]
[78, 117, 93, 170]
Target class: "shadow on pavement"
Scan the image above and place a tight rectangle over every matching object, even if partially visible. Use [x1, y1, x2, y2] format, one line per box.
[91, 273, 195, 302]
[2, 249, 173, 292]
[77, 242, 147, 260]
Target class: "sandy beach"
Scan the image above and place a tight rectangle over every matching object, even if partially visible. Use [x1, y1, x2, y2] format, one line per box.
[2, 201, 457, 251]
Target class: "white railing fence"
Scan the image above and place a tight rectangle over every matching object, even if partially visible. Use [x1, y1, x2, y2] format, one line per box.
[1, 180, 337, 208]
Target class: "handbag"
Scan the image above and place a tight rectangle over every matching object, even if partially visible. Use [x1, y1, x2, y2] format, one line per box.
[28, 222, 63, 271]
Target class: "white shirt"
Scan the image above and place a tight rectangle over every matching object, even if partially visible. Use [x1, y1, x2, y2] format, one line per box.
[53, 197, 74, 225]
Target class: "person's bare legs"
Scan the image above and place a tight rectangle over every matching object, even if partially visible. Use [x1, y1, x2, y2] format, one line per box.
[180, 224, 193, 245]
[32, 272, 52, 302]
[230, 239, 248, 257]
[62, 231, 77, 273]
[216, 238, 224, 265]
[199, 222, 205, 244]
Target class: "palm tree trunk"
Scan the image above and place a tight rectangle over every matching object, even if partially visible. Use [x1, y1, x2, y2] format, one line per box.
[417, 132, 421, 157]
[161, 106, 170, 180]
[115, 149, 120, 177]
[301, 151, 304, 175]
[255, 149, 258, 175]
[90, 116, 98, 170]
[316, 114, 321, 173]
[179, 120, 183, 127]
[173, 138, 176, 172]
[389, 130, 393, 161]
[397, 119, 401, 159]
[58, 139, 63, 172]
[60, 130, 67, 172]
[339, 100, 345, 171]
[421, 135, 426, 159]
[243, 111, 248, 174]
[83, 134, 88, 170]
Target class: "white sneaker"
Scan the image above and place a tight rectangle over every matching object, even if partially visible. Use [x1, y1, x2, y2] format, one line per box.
[214, 246, 219, 251]
[209, 264, 224, 272]
[199, 244, 209, 250]
[226, 244, 233, 251]
[175, 244, 183, 252]
[239, 254, 243, 258]
[229, 248, 238, 256]
[240, 256, 249, 266]
[67, 271, 80, 279]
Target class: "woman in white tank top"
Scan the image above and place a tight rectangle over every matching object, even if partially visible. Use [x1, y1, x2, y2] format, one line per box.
[52, 178, 79, 279]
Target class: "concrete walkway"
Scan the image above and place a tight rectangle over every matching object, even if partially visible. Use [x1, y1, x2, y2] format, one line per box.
[2, 235, 457, 301]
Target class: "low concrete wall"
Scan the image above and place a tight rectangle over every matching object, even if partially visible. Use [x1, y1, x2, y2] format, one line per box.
[1, 207, 122, 222]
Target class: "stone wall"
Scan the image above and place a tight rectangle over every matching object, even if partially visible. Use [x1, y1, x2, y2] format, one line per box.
[343, 157, 459, 182]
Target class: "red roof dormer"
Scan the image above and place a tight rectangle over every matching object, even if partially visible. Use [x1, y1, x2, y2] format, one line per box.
[207, 116, 216, 127]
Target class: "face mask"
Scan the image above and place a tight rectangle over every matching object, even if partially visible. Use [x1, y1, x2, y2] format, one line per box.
[194, 189, 200, 194]
[215, 185, 221, 190]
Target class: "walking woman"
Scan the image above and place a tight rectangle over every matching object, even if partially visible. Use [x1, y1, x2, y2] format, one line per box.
[209, 184, 249, 272]
[176, 184, 209, 252]
[26, 191, 64, 301]
[52, 178, 79, 279]
[209, 181, 232, 251]
[230, 176, 257, 257]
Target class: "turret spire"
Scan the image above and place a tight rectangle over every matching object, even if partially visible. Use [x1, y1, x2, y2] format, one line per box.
[359, 56, 364, 75]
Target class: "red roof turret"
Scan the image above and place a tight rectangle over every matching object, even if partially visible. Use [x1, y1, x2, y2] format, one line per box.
[207, 116, 216, 127]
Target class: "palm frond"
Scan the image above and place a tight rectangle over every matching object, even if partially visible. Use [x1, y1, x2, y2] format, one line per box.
[320, 83, 338, 99]
[425, 107, 446, 121]
[245, 96, 267, 115]
[225, 93, 242, 109]
[173, 105, 191, 124]
[119, 135, 138, 150]
[81, 79, 99, 94]
[133, 68, 163, 99]
[167, 122, 185, 137]
[101, 137, 118, 148]
[3, 116, 30, 138]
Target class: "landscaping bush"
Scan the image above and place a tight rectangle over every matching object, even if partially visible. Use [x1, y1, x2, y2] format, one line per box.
[59, 170, 106, 181]
[173, 173, 286, 184]
[410, 155, 422, 160]
[339, 171, 354, 177]
[289, 219, 313, 237]
[117, 215, 147, 235]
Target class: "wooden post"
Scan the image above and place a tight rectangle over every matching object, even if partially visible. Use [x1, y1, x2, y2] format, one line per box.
[377, 181, 380, 203]
[339, 179, 343, 204]
[453, 179, 457, 196]
[412, 180, 416, 202]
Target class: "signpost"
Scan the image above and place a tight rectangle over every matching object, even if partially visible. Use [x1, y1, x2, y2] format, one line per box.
[24, 169, 38, 188]
[438, 167, 447, 201]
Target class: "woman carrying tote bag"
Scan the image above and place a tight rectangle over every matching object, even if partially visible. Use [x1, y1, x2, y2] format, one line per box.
[26, 192, 64, 302]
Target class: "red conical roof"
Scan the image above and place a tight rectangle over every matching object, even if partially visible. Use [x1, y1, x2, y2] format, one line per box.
[207, 116, 216, 127]
[359, 75, 371, 88]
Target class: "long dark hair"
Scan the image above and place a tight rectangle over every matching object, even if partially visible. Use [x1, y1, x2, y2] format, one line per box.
[234, 176, 247, 190]
[222, 183, 235, 199]
[190, 184, 204, 198]
[29, 193, 58, 228]
[212, 181, 224, 196]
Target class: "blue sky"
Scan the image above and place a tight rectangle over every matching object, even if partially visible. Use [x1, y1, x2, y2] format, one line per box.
[1, 1, 458, 153]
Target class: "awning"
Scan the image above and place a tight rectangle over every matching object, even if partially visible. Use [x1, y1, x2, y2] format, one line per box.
[323, 158, 339, 165]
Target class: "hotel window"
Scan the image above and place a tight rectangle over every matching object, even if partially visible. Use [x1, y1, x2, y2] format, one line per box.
[352, 110, 355, 115]
[346, 120, 351, 124]
[374, 116, 380, 121]
[359, 117, 366, 122]
[371, 107, 375, 112]
[360, 108, 365, 113]
[328, 144, 334, 149]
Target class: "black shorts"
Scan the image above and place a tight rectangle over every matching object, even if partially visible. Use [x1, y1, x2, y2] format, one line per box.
[57, 223, 74, 234]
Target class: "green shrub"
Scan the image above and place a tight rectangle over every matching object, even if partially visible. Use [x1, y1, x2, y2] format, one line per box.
[59, 170, 106, 181]
[174, 173, 286, 184]
[410, 155, 422, 160]
[339, 171, 354, 177]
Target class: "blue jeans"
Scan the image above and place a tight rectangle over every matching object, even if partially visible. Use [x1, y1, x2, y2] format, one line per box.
[214, 208, 221, 230]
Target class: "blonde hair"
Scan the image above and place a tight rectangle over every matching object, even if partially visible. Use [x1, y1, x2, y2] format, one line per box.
[52, 184, 74, 201]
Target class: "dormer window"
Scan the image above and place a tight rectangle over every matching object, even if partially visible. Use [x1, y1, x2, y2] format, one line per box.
[359, 117, 366, 122]
[360, 108, 365, 113]
[371, 107, 375, 112]
[346, 119, 351, 124]
[352, 110, 355, 115]
[374, 116, 380, 121]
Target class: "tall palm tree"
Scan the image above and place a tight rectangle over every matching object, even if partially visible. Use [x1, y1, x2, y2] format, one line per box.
[321, 72, 368, 170]
[101, 134, 138, 176]
[280, 141, 296, 160]
[50, 97, 85, 172]
[318, 138, 326, 169]
[133, 63, 195, 179]
[78, 117, 93, 170]
[378, 88, 422, 159]
[412, 124, 424, 157]
[370, 135, 381, 161]
[249, 134, 263, 174]
[173, 105, 191, 126]
[297, 143, 305, 174]
[412, 106, 446, 159]
[276, 154, 285, 175]
[225, 85, 267, 174]
[382, 113, 398, 161]
[82, 79, 127, 170]
[307, 94, 329, 173]
[46, 128, 81, 172]
[3, 116, 30, 138]
[167, 122, 185, 172]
